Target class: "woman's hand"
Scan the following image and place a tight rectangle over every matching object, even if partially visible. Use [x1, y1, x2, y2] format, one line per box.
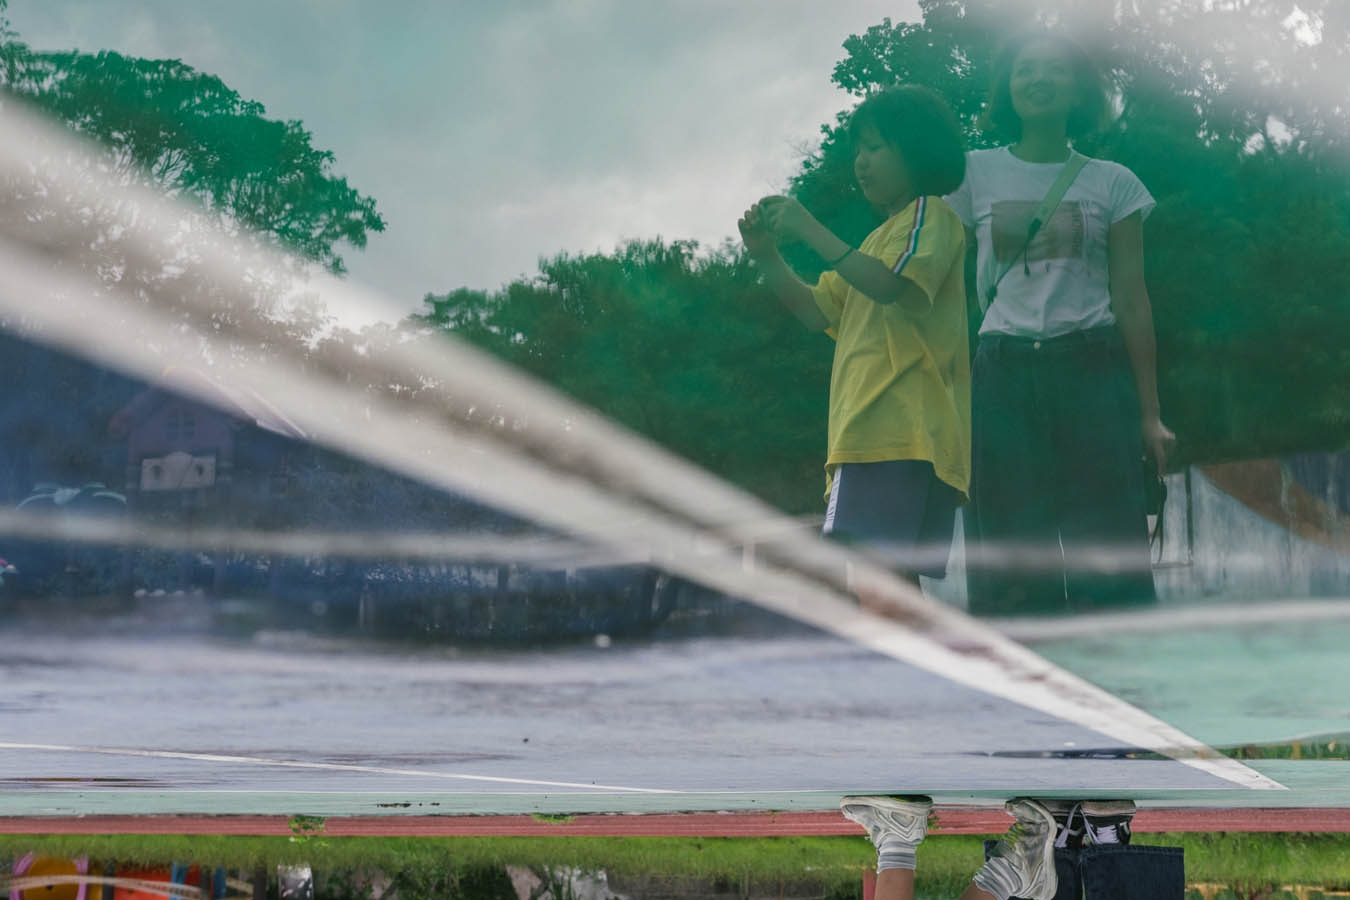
[737, 201, 777, 258]
[1142, 416, 1176, 476]
[758, 195, 820, 243]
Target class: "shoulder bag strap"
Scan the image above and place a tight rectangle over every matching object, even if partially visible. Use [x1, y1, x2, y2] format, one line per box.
[979, 151, 1090, 314]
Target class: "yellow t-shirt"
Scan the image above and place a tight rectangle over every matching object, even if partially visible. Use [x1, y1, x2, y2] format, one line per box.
[810, 195, 970, 502]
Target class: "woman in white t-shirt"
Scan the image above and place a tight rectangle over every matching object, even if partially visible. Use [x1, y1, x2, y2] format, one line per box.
[946, 29, 1176, 614]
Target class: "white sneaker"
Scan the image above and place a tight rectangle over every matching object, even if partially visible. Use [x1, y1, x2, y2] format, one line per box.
[977, 798, 1057, 900]
[839, 795, 932, 849]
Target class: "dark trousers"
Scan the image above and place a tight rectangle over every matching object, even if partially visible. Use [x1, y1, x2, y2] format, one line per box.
[985, 841, 1186, 900]
[965, 328, 1157, 615]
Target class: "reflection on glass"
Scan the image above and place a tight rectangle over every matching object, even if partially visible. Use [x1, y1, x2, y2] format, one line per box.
[0, 0, 1346, 854]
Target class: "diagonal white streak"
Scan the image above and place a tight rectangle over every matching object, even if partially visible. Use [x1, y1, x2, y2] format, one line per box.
[0, 742, 677, 794]
[0, 101, 1281, 793]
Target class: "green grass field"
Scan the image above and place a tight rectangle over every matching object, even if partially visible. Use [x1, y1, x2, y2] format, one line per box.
[4, 832, 1350, 899]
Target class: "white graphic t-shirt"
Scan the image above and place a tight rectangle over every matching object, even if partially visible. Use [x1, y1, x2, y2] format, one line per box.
[945, 147, 1155, 338]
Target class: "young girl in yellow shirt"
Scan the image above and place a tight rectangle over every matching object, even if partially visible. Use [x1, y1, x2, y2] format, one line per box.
[738, 85, 969, 585]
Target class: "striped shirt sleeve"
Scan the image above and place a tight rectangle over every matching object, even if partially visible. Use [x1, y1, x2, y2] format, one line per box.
[891, 195, 929, 276]
[877, 196, 964, 311]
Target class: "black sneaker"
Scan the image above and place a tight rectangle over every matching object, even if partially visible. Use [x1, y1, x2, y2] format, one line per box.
[1082, 800, 1136, 846]
[1039, 799, 1085, 850]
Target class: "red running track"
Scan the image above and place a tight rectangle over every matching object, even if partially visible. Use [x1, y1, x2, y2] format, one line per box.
[1, 808, 1348, 836]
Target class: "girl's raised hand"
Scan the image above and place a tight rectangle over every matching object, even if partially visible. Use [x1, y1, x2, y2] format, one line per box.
[758, 195, 817, 243]
[738, 202, 776, 257]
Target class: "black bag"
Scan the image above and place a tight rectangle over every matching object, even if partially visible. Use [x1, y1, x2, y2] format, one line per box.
[1144, 455, 1167, 557]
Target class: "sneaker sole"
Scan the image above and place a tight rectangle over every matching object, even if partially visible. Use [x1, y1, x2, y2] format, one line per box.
[839, 795, 933, 817]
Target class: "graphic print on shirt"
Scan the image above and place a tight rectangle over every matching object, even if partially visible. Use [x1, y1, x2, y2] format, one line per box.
[990, 200, 1085, 266]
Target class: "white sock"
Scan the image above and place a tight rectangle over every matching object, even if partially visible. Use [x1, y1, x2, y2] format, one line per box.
[876, 834, 918, 872]
[971, 856, 1017, 900]
[1087, 822, 1123, 845]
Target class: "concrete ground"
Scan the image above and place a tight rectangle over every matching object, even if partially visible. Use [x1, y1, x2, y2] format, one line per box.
[1, 599, 1346, 818]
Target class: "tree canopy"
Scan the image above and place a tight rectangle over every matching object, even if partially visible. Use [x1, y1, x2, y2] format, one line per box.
[0, 1, 384, 276]
[414, 239, 833, 514]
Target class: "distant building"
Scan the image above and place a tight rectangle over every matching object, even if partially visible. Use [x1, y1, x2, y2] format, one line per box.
[108, 368, 309, 516]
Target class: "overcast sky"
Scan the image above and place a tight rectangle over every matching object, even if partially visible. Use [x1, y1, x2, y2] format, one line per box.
[7, 1, 919, 325]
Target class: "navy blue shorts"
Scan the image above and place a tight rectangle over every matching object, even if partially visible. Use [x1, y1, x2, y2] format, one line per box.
[822, 460, 959, 578]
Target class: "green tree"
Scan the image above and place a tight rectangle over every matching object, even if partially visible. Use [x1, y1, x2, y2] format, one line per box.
[414, 239, 833, 514]
[0, 2, 386, 368]
[0, 2, 383, 276]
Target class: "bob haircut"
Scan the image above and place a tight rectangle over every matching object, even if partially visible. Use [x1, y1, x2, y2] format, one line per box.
[978, 28, 1110, 142]
[847, 85, 966, 198]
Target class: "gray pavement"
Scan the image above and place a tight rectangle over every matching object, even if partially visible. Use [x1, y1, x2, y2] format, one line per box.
[2, 603, 1346, 814]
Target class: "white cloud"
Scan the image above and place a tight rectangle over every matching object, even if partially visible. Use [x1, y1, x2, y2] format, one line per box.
[1282, 7, 1323, 46]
